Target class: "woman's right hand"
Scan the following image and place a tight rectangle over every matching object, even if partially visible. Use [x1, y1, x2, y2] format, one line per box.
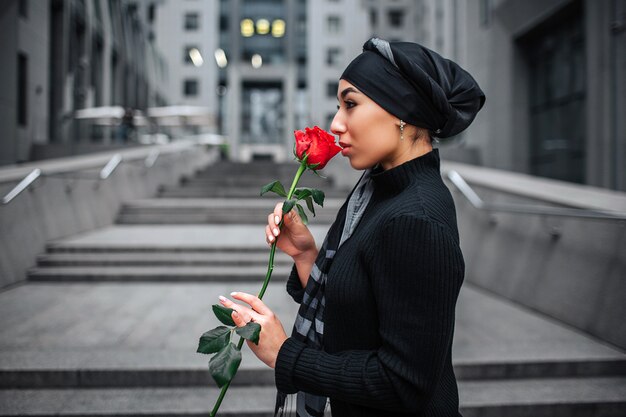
[266, 202, 316, 261]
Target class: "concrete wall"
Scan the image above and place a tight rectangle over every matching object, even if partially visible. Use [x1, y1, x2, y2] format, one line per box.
[444, 161, 626, 350]
[0, 142, 217, 289]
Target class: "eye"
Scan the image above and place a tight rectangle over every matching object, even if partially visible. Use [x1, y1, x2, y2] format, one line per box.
[345, 101, 356, 109]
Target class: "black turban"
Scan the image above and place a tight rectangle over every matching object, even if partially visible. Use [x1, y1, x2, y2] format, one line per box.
[340, 38, 486, 139]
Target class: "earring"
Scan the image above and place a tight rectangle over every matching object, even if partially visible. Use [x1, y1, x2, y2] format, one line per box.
[399, 120, 406, 141]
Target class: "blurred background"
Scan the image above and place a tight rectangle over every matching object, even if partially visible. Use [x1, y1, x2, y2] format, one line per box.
[1, 0, 624, 190]
[0, 1, 625, 416]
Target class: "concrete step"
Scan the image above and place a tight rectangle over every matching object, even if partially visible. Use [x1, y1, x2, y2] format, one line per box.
[1, 377, 625, 417]
[182, 176, 335, 186]
[43, 225, 330, 253]
[27, 265, 292, 282]
[3, 283, 625, 389]
[116, 198, 341, 225]
[3, 350, 624, 389]
[158, 187, 348, 199]
[36, 252, 293, 267]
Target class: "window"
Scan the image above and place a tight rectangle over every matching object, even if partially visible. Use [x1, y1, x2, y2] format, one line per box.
[480, 0, 491, 27]
[19, 0, 27, 18]
[388, 10, 403, 27]
[184, 12, 200, 30]
[369, 9, 377, 27]
[183, 45, 200, 64]
[326, 81, 338, 98]
[327, 16, 341, 33]
[325, 113, 336, 130]
[326, 48, 341, 66]
[148, 3, 156, 23]
[183, 79, 199, 96]
[17, 53, 27, 126]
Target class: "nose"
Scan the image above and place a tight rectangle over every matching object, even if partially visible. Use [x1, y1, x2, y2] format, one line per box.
[330, 110, 346, 136]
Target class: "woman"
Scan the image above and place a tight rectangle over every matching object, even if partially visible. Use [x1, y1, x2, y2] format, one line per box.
[219, 38, 485, 417]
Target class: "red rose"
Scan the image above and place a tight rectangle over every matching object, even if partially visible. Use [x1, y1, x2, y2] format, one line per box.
[294, 126, 342, 170]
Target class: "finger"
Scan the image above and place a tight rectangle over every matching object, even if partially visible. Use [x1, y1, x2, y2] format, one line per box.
[231, 310, 246, 327]
[219, 296, 260, 323]
[273, 203, 283, 226]
[230, 292, 273, 316]
[265, 225, 275, 244]
[266, 216, 279, 238]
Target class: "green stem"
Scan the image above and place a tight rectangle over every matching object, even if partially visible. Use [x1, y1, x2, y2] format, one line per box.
[209, 160, 308, 417]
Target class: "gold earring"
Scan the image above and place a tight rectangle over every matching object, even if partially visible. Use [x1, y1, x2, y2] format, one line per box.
[399, 120, 406, 141]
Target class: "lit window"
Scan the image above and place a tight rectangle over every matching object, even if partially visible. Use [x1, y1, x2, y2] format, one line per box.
[256, 19, 270, 35]
[272, 19, 286, 37]
[184, 46, 203, 66]
[184, 12, 200, 30]
[183, 79, 199, 96]
[241, 18, 254, 37]
[327, 16, 341, 33]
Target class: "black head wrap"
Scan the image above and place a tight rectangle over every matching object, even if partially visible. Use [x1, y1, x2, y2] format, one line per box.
[341, 38, 486, 138]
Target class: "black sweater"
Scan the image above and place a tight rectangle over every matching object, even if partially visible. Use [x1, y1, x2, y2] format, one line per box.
[275, 149, 464, 417]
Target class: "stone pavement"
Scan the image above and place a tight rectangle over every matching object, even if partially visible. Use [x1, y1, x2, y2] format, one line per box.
[1, 161, 625, 416]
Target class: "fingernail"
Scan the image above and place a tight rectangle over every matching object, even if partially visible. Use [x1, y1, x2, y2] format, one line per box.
[273, 228, 279, 236]
[230, 292, 238, 296]
[268, 235, 274, 242]
[275, 215, 280, 225]
[218, 295, 227, 302]
[232, 311, 239, 318]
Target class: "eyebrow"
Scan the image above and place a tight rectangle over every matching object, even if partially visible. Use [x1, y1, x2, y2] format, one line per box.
[337, 87, 360, 101]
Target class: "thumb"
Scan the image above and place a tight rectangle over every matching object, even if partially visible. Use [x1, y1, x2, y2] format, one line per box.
[282, 206, 303, 228]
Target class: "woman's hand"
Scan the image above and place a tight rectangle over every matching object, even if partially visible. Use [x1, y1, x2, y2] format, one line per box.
[266, 202, 316, 262]
[219, 292, 288, 369]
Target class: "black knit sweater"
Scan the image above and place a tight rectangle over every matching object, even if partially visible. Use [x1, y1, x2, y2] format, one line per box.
[275, 149, 464, 417]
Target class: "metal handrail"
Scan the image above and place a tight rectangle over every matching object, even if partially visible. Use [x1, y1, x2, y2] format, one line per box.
[1, 169, 41, 205]
[446, 170, 626, 221]
[2, 154, 123, 205]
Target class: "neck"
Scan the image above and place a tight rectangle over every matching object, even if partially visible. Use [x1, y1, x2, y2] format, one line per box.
[380, 140, 433, 170]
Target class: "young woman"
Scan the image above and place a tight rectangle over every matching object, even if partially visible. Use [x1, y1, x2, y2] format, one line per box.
[219, 38, 485, 417]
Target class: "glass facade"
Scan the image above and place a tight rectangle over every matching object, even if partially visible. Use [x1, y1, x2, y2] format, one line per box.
[522, 3, 586, 183]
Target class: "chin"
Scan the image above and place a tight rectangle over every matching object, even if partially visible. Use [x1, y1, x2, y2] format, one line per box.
[347, 158, 373, 171]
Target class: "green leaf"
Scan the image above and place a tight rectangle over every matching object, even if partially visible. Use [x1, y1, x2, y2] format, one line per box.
[260, 181, 287, 197]
[295, 203, 309, 225]
[310, 189, 325, 207]
[305, 196, 316, 217]
[209, 342, 242, 388]
[197, 326, 231, 354]
[282, 199, 296, 214]
[212, 304, 236, 326]
[293, 188, 312, 200]
[235, 322, 261, 344]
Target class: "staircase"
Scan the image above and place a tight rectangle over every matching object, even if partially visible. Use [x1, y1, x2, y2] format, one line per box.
[1, 161, 625, 416]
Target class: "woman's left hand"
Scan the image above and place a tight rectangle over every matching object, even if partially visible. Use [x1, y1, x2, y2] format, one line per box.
[219, 292, 288, 369]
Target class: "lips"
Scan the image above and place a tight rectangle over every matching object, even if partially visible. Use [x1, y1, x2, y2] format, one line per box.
[339, 141, 351, 156]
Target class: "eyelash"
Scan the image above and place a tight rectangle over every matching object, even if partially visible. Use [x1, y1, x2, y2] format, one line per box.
[337, 101, 356, 110]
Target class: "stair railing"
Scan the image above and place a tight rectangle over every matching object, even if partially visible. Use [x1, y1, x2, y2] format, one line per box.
[1, 146, 185, 205]
[446, 170, 626, 222]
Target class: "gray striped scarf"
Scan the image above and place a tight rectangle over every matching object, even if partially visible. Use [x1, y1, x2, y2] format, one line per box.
[275, 170, 374, 417]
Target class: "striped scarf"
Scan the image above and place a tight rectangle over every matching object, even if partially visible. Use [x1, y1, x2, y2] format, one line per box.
[275, 170, 374, 417]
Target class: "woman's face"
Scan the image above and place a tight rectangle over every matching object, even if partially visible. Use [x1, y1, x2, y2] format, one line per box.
[330, 79, 401, 170]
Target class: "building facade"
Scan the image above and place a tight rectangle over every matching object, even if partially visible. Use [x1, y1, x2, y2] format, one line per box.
[154, 0, 219, 120]
[459, 0, 626, 191]
[0, 0, 168, 164]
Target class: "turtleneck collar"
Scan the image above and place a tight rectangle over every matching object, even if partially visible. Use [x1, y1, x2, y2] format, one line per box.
[369, 148, 441, 195]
